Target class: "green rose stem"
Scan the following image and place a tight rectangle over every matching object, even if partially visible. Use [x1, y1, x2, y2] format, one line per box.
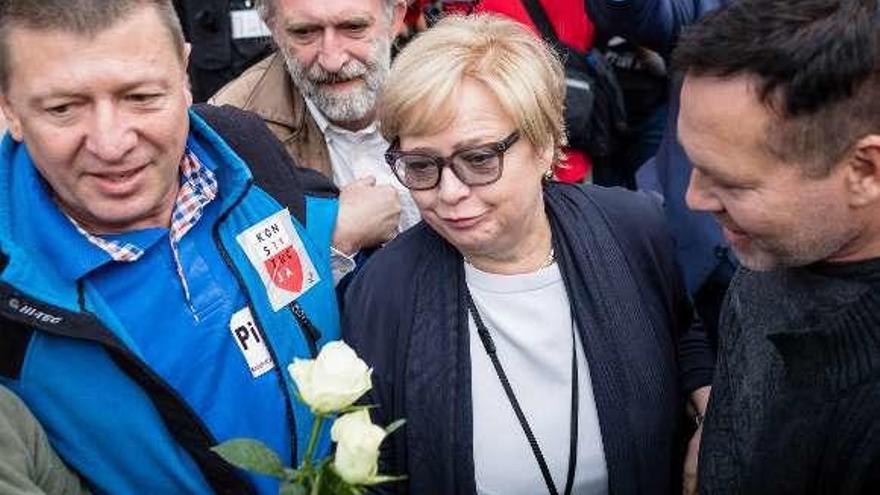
[303, 414, 325, 470]
[310, 463, 325, 495]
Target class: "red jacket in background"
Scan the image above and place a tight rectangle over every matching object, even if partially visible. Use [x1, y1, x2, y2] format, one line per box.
[475, 0, 594, 51]
[476, 0, 595, 183]
[403, 0, 596, 182]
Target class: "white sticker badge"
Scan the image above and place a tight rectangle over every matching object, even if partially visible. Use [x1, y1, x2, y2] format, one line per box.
[229, 307, 274, 379]
[230, 9, 271, 40]
[237, 209, 320, 311]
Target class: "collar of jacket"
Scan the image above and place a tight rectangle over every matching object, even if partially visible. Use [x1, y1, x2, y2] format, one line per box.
[236, 53, 305, 131]
[0, 110, 252, 317]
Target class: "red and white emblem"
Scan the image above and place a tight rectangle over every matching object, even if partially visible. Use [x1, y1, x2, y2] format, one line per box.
[237, 209, 319, 311]
[265, 246, 303, 293]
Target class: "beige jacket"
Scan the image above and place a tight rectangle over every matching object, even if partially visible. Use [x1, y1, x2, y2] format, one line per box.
[210, 53, 334, 178]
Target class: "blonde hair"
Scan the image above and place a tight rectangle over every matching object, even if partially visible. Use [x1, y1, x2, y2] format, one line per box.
[379, 14, 567, 163]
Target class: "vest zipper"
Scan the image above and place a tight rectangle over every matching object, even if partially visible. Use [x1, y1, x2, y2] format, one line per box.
[212, 179, 299, 466]
[290, 302, 321, 357]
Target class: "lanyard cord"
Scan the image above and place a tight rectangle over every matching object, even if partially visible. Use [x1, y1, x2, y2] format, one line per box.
[465, 288, 579, 495]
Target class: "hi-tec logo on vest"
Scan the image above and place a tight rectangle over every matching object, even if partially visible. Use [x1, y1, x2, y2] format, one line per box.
[7, 297, 63, 325]
[237, 209, 319, 311]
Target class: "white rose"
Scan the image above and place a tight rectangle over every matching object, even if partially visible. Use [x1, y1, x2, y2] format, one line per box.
[288, 340, 372, 414]
[331, 409, 386, 485]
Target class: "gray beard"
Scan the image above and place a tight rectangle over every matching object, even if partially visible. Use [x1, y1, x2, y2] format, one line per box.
[282, 36, 391, 125]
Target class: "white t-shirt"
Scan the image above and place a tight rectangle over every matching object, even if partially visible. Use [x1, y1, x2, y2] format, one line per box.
[304, 98, 421, 232]
[466, 261, 609, 495]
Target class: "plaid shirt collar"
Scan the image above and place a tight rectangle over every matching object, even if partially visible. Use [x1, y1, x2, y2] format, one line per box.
[68, 149, 218, 303]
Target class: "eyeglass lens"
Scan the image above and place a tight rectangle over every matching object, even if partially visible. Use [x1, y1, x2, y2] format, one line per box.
[394, 145, 503, 189]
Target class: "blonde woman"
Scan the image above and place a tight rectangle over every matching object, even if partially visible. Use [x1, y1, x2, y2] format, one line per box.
[343, 14, 712, 495]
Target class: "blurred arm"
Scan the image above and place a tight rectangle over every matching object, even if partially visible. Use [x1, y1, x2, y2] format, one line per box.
[584, 0, 725, 54]
[0, 387, 91, 495]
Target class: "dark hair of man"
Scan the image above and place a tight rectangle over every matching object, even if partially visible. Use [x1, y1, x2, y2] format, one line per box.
[0, 0, 185, 92]
[672, 0, 880, 177]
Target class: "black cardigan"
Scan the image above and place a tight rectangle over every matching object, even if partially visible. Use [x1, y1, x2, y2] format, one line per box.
[343, 183, 713, 494]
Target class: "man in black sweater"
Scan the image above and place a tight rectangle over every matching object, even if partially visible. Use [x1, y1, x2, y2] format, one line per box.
[673, 0, 880, 493]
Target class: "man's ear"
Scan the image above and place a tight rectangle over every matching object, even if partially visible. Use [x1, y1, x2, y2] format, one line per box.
[845, 134, 880, 207]
[390, 0, 408, 37]
[0, 94, 24, 141]
[182, 42, 194, 106]
[183, 41, 192, 66]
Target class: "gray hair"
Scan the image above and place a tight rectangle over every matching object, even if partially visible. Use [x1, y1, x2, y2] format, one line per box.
[255, 0, 402, 27]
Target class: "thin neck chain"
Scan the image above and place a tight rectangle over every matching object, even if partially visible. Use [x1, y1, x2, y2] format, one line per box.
[541, 247, 556, 268]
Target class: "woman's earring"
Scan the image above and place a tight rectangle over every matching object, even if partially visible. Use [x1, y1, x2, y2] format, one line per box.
[543, 168, 554, 182]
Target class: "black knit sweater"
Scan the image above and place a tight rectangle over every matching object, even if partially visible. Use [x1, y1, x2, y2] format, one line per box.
[699, 260, 880, 494]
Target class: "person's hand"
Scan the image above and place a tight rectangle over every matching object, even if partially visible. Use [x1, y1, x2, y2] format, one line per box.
[683, 423, 702, 495]
[332, 176, 401, 254]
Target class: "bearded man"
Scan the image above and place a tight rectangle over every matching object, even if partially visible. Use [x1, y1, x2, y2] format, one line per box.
[212, 0, 416, 263]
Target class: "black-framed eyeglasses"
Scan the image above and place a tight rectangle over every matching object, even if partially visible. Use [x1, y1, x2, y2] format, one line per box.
[384, 131, 520, 191]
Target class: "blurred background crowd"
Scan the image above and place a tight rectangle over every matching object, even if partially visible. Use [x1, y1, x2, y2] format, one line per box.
[176, 0, 665, 188]
[173, 0, 733, 344]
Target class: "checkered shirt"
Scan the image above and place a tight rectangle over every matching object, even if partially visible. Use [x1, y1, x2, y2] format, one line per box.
[69, 149, 218, 307]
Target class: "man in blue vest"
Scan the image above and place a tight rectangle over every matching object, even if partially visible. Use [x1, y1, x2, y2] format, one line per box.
[0, 1, 341, 493]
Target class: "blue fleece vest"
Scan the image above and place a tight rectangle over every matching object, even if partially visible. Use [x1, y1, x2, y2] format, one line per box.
[0, 110, 341, 495]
